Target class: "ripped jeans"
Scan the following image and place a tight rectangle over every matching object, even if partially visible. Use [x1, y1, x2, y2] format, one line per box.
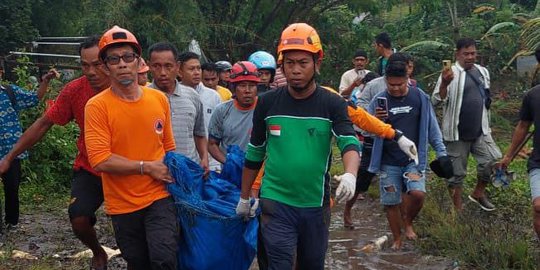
[378, 162, 426, 206]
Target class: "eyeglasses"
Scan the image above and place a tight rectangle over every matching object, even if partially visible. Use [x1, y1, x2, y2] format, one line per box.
[105, 53, 139, 65]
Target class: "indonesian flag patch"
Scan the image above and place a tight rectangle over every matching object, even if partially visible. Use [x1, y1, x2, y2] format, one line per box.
[269, 125, 281, 136]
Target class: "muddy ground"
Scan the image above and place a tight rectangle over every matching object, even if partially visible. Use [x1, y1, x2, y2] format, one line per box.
[0, 196, 454, 270]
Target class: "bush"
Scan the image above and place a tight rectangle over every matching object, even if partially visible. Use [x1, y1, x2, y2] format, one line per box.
[8, 57, 79, 191]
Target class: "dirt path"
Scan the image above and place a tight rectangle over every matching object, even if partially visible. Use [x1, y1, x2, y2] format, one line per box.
[0, 208, 125, 270]
[0, 197, 452, 269]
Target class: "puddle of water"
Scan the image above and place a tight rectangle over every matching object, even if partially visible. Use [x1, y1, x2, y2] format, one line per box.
[325, 198, 452, 270]
[250, 198, 452, 269]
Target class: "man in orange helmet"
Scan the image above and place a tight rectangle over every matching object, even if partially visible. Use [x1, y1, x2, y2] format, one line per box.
[236, 23, 358, 269]
[85, 26, 177, 270]
[236, 23, 418, 269]
[137, 58, 150, 86]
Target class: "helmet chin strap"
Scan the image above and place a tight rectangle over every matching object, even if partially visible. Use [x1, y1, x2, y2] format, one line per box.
[290, 75, 315, 93]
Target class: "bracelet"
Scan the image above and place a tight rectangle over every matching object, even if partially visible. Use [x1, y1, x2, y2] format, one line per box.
[139, 161, 144, 175]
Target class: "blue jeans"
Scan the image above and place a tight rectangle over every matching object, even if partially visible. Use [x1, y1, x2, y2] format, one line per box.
[530, 169, 540, 200]
[379, 162, 426, 206]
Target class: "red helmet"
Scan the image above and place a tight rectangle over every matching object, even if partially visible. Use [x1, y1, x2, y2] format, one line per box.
[98, 25, 142, 60]
[229, 61, 260, 83]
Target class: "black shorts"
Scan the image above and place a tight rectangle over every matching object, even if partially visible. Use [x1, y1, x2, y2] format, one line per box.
[68, 169, 104, 225]
[111, 197, 178, 270]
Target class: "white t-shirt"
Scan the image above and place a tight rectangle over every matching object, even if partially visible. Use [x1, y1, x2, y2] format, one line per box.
[338, 68, 370, 94]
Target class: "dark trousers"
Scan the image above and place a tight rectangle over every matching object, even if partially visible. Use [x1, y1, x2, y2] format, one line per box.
[260, 198, 330, 270]
[111, 197, 178, 270]
[357, 137, 376, 193]
[1, 159, 21, 226]
[257, 215, 268, 270]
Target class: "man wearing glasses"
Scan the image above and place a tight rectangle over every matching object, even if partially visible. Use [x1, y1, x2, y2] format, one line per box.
[85, 26, 177, 270]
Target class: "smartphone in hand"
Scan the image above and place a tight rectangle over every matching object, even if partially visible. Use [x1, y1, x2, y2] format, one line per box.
[377, 97, 388, 113]
[443, 60, 452, 70]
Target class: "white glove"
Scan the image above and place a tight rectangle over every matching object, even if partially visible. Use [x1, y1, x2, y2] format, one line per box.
[250, 198, 259, 217]
[397, 135, 419, 165]
[236, 197, 250, 217]
[236, 197, 259, 218]
[335, 172, 356, 203]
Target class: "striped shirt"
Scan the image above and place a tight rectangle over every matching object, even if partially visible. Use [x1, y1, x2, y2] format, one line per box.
[149, 81, 205, 162]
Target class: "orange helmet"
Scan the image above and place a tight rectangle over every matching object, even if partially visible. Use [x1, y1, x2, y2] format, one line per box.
[277, 23, 323, 63]
[138, 58, 149, 73]
[98, 25, 142, 60]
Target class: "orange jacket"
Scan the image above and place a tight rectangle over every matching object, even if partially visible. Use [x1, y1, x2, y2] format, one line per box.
[347, 105, 395, 140]
[322, 85, 395, 140]
[251, 86, 395, 194]
[251, 163, 265, 191]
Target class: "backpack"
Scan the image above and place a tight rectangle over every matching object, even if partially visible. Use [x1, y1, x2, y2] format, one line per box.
[1, 84, 17, 107]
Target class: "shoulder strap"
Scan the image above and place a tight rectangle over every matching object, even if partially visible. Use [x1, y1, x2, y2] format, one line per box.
[2, 85, 17, 107]
[466, 69, 485, 89]
[465, 68, 491, 109]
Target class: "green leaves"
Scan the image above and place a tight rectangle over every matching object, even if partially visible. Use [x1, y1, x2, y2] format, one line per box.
[0, 0, 38, 55]
[481, 21, 520, 40]
[400, 41, 450, 52]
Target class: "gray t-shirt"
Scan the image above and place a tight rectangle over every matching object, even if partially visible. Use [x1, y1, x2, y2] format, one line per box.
[208, 100, 254, 155]
[458, 67, 484, 141]
[149, 81, 206, 162]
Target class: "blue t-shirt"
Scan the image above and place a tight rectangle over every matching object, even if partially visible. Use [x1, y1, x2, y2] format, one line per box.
[0, 84, 39, 159]
[381, 87, 421, 166]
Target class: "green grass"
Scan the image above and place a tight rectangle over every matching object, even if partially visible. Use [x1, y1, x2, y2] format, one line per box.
[329, 96, 540, 268]
[416, 128, 539, 269]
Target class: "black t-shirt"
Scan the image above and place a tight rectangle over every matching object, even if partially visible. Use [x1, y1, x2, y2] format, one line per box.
[458, 67, 484, 141]
[381, 87, 421, 166]
[257, 84, 272, 96]
[519, 85, 540, 171]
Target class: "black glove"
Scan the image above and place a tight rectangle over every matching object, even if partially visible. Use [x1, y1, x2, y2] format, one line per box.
[429, 156, 454, 178]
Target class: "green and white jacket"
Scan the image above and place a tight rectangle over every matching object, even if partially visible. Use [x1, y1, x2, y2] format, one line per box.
[245, 86, 360, 208]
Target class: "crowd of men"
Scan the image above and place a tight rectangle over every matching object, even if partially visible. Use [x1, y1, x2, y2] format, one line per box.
[0, 22, 539, 270]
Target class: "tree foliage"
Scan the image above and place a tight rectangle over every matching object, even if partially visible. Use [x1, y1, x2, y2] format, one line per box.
[0, 0, 38, 55]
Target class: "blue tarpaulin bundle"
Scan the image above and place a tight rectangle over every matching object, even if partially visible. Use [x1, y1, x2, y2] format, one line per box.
[165, 146, 258, 270]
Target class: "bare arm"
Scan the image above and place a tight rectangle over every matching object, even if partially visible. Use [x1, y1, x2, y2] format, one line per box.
[436, 68, 454, 101]
[342, 150, 360, 177]
[500, 121, 533, 168]
[94, 154, 172, 183]
[0, 115, 53, 174]
[208, 138, 226, 164]
[240, 167, 261, 199]
[36, 69, 58, 100]
[194, 135, 209, 174]
[340, 78, 361, 98]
